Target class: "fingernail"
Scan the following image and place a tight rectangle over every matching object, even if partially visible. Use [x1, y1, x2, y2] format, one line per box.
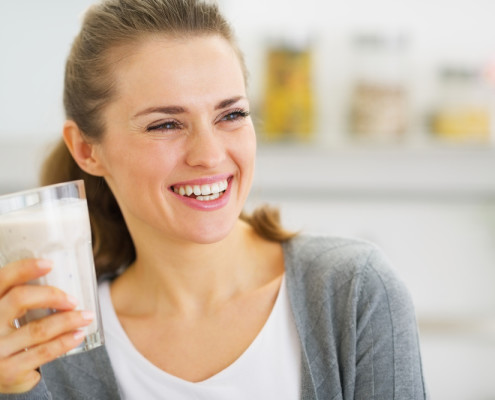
[73, 330, 85, 340]
[36, 259, 53, 270]
[66, 295, 78, 306]
[81, 310, 95, 321]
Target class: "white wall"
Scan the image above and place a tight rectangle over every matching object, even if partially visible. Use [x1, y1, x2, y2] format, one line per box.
[0, 1, 95, 141]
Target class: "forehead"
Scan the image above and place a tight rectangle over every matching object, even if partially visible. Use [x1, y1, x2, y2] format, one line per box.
[109, 34, 246, 106]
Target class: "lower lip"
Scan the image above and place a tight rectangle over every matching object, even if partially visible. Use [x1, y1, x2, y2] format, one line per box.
[170, 179, 232, 211]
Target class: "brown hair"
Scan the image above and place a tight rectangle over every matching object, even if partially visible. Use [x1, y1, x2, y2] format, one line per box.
[41, 0, 295, 278]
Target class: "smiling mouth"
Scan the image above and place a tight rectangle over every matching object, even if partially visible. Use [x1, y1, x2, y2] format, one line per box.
[171, 178, 229, 201]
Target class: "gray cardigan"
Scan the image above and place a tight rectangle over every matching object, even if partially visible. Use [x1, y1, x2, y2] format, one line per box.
[2, 235, 428, 399]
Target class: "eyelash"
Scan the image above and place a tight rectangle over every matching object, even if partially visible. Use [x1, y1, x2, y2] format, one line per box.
[146, 109, 250, 132]
[220, 108, 250, 122]
[146, 120, 183, 132]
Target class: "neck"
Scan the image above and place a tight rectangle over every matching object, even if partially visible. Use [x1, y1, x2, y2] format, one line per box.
[112, 220, 266, 316]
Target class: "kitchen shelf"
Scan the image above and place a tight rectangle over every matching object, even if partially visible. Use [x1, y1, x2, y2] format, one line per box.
[253, 142, 495, 202]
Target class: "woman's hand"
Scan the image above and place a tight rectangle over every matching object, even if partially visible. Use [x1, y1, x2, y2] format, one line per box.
[0, 259, 94, 394]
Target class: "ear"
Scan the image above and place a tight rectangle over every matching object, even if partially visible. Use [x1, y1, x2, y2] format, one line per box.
[63, 120, 107, 177]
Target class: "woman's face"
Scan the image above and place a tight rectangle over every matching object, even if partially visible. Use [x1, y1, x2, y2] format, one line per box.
[93, 35, 256, 245]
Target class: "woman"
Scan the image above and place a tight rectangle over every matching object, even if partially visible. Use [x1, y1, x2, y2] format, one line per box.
[0, 0, 428, 398]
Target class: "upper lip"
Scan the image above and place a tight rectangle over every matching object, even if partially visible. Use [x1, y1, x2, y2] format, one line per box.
[170, 173, 232, 188]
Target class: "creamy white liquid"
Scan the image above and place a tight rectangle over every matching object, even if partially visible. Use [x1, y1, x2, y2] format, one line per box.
[0, 198, 102, 353]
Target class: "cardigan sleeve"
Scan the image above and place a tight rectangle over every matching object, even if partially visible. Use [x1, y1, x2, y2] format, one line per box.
[352, 247, 428, 400]
[284, 235, 428, 400]
[0, 346, 119, 400]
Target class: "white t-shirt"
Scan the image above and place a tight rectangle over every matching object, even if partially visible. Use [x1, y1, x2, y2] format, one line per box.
[98, 275, 301, 400]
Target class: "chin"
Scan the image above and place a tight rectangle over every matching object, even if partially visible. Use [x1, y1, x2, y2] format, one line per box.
[183, 216, 240, 245]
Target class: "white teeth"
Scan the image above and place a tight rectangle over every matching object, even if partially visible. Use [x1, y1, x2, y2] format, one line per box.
[196, 192, 220, 201]
[211, 183, 220, 194]
[174, 179, 229, 200]
[200, 184, 212, 195]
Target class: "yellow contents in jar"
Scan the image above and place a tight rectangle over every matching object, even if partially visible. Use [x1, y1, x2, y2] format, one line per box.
[261, 47, 314, 142]
[432, 108, 491, 143]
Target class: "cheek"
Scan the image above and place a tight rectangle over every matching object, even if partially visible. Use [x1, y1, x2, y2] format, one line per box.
[234, 130, 257, 184]
[244, 130, 257, 169]
[100, 139, 180, 189]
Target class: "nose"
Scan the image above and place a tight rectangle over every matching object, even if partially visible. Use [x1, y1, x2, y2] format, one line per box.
[185, 125, 226, 168]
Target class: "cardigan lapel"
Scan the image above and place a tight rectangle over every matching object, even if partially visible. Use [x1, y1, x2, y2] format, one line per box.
[283, 238, 318, 400]
[42, 346, 121, 399]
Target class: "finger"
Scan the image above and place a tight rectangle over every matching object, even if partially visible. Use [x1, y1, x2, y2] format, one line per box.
[14, 329, 85, 371]
[0, 310, 94, 359]
[0, 367, 41, 394]
[0, 259, 52, 298]
[0, 285, 78, 329]
[0, 330, 85, 394]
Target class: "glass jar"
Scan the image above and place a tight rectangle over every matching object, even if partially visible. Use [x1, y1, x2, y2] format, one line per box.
[430, 65, 492, 144]
[261, 35, 315, 142]
[348, 32, 409, 143]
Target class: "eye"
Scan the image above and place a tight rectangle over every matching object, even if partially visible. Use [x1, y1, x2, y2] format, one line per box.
[220, 109, 250, 122]
[146, 120, 183, 132]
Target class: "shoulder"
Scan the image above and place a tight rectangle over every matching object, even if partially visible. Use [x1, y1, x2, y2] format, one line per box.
[283, 234, 413, 323]
[283, 233, 397, 288]
[284, 235, 427, 399]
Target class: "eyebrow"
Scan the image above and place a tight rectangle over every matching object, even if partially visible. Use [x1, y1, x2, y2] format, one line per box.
[132, 96, 246, 119]
[214, 96, 245, 110]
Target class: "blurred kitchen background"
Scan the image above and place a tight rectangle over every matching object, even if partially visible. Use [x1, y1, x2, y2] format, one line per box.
[1, 1, 495, 398]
